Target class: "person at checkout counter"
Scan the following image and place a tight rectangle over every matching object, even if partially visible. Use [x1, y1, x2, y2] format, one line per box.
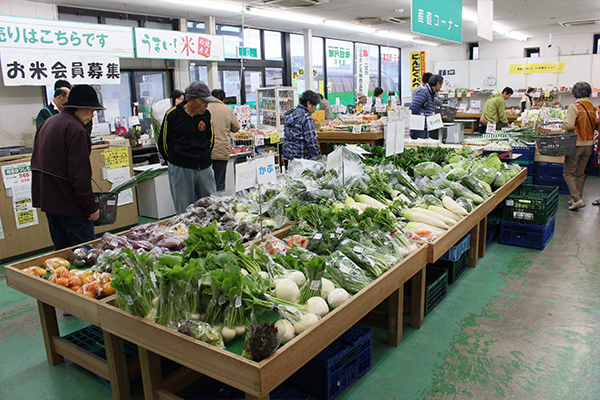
[479, 86, 514, 133]
[409, 74, 443, 139]
[35, 80, 71, 129]
[520, 87, 535, 113]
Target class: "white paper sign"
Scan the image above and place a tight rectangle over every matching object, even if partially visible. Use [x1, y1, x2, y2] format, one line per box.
[386, 121, 396, 157]
[448, 91, 456, 98]
[336, 97, 340, 106]
[234, 105, 252, 126]
[593, 92, 599, 98]
[355, 44, 370, 96]
[394, 121, 405, 154]
[326, 147, 343, 171]
[255, 134, 265, 146]
[471, 100, 481, 108]
[352, 125, 361, 135]
[236, 160, 256, 191]
[0, 217, 4, 240]
[2, 162, 31, 190]
[486, 121, 496, 133]
[426, 114, 444, 131]
[256, 155, 276, 185]
[0, 15, 134, 57]
[128, 116, 140, 126]
[106, 167, 133, 206]
[134, 27, 224, 61]
[375, 103, 387, 113]
[12, 183, 38, 229]
[410, 114, 426, 130]
[1, 53, 121, 86]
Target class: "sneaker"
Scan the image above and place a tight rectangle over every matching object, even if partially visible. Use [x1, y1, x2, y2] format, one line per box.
[593, 198, 600, 206]
[568, 199, 574, 206]
[568, 199, 585, 210]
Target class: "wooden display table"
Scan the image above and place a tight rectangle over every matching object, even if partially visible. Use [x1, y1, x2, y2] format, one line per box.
[98, 246, 428, 400]
[316, 131, 384, 154]
[454, 113, 521, 134]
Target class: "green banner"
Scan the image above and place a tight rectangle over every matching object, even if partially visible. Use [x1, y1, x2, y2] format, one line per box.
[411, 0, 463, 43]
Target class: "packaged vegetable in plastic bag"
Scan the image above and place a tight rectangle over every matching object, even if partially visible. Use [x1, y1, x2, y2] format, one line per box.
[455, 197, 475, 213]
[446, 168, 468, 182]
[421, 194, 444, 208]
[473, 166, 496, 185]
[413, 162, 443, 179]
[461, 175, 491, 199]
[177, 319, 225, 349]
[434, 188, 454, 199]
[326, 251, 373, 294]
[242, 322, 281, 362]
[337, 238, 396, 279]
[438, 179, 484, 204]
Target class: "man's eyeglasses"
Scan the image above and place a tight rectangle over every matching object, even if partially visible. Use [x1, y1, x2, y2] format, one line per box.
[194, 98, 209, 107]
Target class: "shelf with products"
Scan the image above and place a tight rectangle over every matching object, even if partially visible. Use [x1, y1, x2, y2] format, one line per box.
[256, 86, 297, 133]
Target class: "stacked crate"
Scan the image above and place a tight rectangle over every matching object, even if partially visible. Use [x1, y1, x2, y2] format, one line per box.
[512, 144, 536, 185]
[533, 162, 569, 194]
[499, 185, 558, 250]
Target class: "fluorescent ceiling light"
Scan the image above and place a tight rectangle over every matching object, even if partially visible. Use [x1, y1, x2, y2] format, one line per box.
[464, 7, 528, 41]
[160, 0, 243, 13]
[375, 30, 439, 46]
[324, 20, 377, 35]
[247, 7, 323, 26]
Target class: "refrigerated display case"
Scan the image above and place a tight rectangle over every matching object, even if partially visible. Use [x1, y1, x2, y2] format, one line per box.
[256, 86, 296, 132]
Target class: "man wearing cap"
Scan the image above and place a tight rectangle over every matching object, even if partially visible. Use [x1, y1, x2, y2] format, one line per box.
[31, 84, 103, 250]
[158, 81, 218, 214]
[35, 80, 71, 129]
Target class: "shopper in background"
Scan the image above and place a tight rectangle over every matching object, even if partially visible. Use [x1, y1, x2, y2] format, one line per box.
[356, 92, 368, 112]
[208, 88, 240, 192]
[411, 72, 432, 99]
[409, 74, 443, 139]
[318, 94, 335, 120]
[158, 81, 218, 214]
[479, 87, 514, 133]
[31, 85, 103, 250]
[283, 90, 321, 161]
[170, 89, 185, 107]
[520, 87, 535, 113]
[561, 81, 597, 210]
[36, 86, 70, 129]
[373, 87, 384, 104]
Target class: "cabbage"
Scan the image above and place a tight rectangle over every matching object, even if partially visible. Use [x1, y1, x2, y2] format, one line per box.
[483, 153, 502, 171]
[473, 166, 496, 185]
[446, 153, 463, 164]
[491, 171, 507, 189]
[446, 168, 467, 182]
[461, 147, 475, 157]
[413, 162, 443, 179]
[443, 163, 463, 173]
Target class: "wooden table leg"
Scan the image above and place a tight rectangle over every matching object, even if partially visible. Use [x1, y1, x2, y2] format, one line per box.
[410, 267, 426, 329]
[386, 286, 403, 346]
[468, 223, 481, 268]
[103, 330, 132, 400]
[246, 393, 270, 400]
[37, 301, 64, 365]
[478, 217, 487, 258]
[139, 347, 163, 400]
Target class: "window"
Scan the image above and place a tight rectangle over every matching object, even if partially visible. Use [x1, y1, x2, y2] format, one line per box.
[244, 70, 263, 106]
[266, 68, 283, 87]
[594, 34, 600, 54]
[326, 39, 354, 105]
[58, 7, 178, 29]
[468, 42, 479, 60]
[134, 71, 172, 132]
[380, 47, 400, 93]
[290, 34, 305, 95]
[187, 22, 205, 33]
[190, 64, 208, 83]
[217, 26, 262, 59]
[264, 31, 283, 61]
[219, 70, 242, 104]
[525, 47, 540, 58]
[312, 37, 324, 94]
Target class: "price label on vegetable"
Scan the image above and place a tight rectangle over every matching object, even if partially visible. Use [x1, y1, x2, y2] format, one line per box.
[255, 134, 265, 146]
[352, 125, 361, 135]
[312, 233, 323, 240]
[335, 227, 344, 235]
[235, 294, 242, 308]
[310, 280, 321, 290]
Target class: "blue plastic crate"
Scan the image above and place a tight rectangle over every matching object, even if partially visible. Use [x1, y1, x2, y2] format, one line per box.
[185, 381, 316, 400]
[499, 216, 555, 250]
[512, 144, 535, 162]
[486, 224, 498, 245]
[534, 162, 564, 178]
[285, 325, 372, 400]
[439, 233, 470, 261]
[483, 149, 512, 158]
[588, 155, 600, 176]
[533, 176, 570, 195]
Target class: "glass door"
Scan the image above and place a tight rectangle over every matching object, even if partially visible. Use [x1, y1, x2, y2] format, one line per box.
[219, 69, 242, 104]
[244, 70, 264, 108]
[134, 71, 172, 132]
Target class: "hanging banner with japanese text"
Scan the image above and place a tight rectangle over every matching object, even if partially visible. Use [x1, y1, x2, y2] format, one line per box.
[509, 62, 565, 74]
[411, 0, 463, 43]
[0, 15, 134, 57]
[355, 44, 370, 96]
[410, 51, 427, 90]
[134, 27, 224, 61]
[327, 44, 352, 66]
[1, 53, 120, 86]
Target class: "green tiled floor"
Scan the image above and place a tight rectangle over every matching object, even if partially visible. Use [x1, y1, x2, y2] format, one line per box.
[2, 184, 600, 400]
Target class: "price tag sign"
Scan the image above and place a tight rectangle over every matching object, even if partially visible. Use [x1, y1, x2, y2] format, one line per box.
[352, 125, 361, 135]
[409, 114, 425, 130]
[234, 105, 252, 125]
[256, 155, 277, 185]
[426, 114, 444, 131]
[104, 147, 129, 169]
[128, 116, 140, 126]
[375, 103, 387, 113]
[235, 160, 257, 192]
[270, 131, 280, 144]
[486, 121, 496, 133]
[448, 91, 455, 98]
[466, 93, 471, 97]
[1, 162, 31, 189]
[545, 91, 550, 97]
[255, 134, 265, 146]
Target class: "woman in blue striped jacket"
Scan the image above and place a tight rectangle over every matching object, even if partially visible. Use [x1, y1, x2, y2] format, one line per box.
[409, 74, 443, 139]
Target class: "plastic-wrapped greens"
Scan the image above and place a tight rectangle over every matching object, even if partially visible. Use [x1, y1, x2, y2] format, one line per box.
[337, 238, 396, 279]
[177, 320, 225, 349]
[326, 251, 373, 294]
[413, 162, 443, 179]
[455, 197, 475, 213]
[421, 194, 444, 208]
[434, 188, 454, 199]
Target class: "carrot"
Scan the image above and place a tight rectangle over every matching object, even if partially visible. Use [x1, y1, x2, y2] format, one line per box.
[286, 235, 309, 249]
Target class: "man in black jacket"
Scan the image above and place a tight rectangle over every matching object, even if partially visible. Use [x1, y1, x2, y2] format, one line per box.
[35, 80, 71, 129]
[31, 85, 103, 250]
[158, 81, 218, 214]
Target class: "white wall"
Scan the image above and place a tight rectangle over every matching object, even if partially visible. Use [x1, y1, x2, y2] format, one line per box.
[0, 0, 57, 147]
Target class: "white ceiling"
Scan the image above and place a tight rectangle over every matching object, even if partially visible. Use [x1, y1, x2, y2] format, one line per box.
[28, 0, 600, 47]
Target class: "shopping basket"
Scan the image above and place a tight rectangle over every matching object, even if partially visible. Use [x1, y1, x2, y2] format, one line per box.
[535, 123, 576, 157]
[435, 105, 458, 121]
[94, 192, 119, 226]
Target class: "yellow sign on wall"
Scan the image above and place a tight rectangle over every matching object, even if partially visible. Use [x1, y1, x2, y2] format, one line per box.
[104, 147, 129, 169]
[410, 51, 427, 90]
[509, 62, 565, 74]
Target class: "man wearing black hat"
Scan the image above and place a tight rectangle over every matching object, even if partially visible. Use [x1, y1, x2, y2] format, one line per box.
[158, 80, 218, 214]
[31, 84, 104, 250]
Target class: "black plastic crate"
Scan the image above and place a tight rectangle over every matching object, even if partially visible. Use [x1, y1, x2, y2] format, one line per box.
[502, 184, 559, 225]
[486, 224, 499, 245]
[185, 380, 316, 400]
[499, 216, 555, 250]
[405, 267, 449, 315]
[63, 325, 138, 361]
[433, 251, 468, 284]
[533, 176, 569, 195]
[512, 144, 535, 162]
[285, 325, 372, 400]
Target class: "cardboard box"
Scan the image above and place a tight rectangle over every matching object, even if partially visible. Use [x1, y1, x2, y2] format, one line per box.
[312, 110, 325, 122]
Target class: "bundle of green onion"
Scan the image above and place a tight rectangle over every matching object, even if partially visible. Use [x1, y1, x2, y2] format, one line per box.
[109, 168, 166, 194]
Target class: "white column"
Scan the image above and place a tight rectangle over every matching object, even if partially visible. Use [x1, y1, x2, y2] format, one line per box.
[206, 16, 220, 89]
[303, 28, 313, 93]
[175, 18, 191, 90]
